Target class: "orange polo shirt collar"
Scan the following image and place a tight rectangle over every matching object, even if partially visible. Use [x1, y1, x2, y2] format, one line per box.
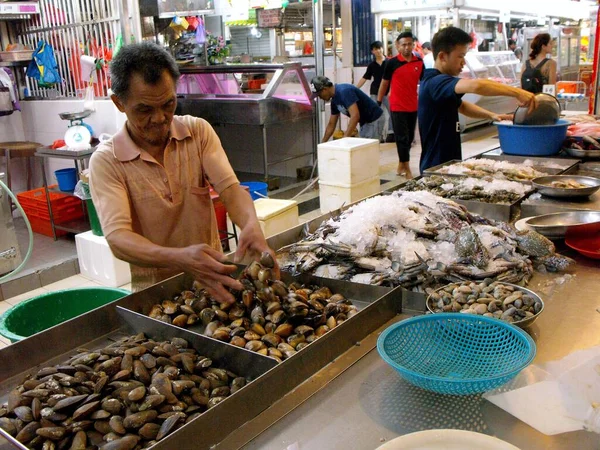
[112, 117, 192, 163]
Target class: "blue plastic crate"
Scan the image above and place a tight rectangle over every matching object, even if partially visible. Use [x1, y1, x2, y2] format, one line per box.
[377, 313, 536, 395]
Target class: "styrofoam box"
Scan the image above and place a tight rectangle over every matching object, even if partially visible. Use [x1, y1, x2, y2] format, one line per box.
[254, 198, 299, 238]
[318, 137, 380, 185]
[75, 231, 131, 287]
[319, 175, 380, 214]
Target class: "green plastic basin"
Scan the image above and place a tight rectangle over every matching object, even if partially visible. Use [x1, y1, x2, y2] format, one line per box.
[0, 287, 129, 343]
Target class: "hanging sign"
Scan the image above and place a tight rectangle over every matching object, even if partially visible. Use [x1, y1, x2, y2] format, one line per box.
[257, 8, 282, 27]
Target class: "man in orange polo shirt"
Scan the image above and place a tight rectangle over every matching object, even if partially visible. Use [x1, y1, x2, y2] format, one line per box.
[89, 42, 275, 302]
[377, 31, 424, 179]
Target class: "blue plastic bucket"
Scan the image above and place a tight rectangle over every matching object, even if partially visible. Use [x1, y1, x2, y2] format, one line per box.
[55, 168, 78, 191]
[241, 181, 268, 200]
[496, 119, 569, 156]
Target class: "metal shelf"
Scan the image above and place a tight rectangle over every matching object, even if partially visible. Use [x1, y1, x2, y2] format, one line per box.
[0, 60, 31, 67]
[54, 218, 90, 234]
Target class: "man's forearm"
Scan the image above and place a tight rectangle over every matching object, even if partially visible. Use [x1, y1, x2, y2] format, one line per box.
[220, 184, 261, 232]
[470, 79, 524, 98]
[377, 80, 390, 103]
[344, 115, 360, 137]
[322, 123, 335, 142]
[459, 101, 495, 120]
[107, 229, 181, 269]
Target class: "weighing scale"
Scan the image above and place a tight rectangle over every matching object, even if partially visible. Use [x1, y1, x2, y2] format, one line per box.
[59, 110, 93, 150]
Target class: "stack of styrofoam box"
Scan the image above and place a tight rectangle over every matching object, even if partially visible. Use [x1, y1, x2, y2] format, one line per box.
[75, 231, 131, 287]
[318, 137, 380, 213]
[225, 198, 299, 251]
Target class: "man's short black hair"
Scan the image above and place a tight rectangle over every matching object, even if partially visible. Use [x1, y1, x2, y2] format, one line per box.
[370, 41, 383, 50]
[110, 41, 180, 100]
[396, 31, 415, 42]
[508, 38, 516, 46]
[431, 26, 472, 60]
[422, 41, 432, 50]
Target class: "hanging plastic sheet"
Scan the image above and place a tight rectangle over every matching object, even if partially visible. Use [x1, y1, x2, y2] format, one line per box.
[196, 17, 206, 44]
[26, 40, 62, 88]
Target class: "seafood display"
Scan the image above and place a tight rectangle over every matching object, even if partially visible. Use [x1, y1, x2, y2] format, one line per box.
[147, 253, 357, 361]
[402, 175, 532, 204]
[277, 191, 574, 291]
[548, 179, 589, 189]
[426, 280, 543, 325]
[0, 334, 248, 449]
[431, 158, 551, 182]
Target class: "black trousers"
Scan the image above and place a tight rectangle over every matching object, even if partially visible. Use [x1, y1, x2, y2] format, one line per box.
[391, 111, 418, 163]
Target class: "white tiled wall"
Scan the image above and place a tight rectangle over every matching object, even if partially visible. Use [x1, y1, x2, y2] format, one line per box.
[6, 99, 125, 193]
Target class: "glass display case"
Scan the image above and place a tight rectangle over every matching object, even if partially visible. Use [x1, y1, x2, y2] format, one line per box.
[460, 51, 521, 86]
[175, 63, 316, 183]
[458, 51, 520, 131]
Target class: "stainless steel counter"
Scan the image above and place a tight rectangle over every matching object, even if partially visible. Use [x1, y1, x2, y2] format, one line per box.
[240, 251, 600, 450]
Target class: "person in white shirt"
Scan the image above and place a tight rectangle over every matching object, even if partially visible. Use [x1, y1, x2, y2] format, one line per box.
[422, 42, 434, 69]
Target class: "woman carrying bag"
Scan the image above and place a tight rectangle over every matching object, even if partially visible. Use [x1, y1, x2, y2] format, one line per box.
[521, 33, 557, 94]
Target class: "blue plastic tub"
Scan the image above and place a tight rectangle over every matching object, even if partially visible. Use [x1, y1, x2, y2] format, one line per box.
[54, 168, 78, 191]
[241, 181, 268, 200]
[377, 313, 536, 395]
[496, 119, 569, 156]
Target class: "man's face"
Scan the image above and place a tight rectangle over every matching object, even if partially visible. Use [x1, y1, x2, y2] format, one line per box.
[397, 37, 414, 59]
[318, 87, 334, 102]
[440, 44, 468, 76]
[112, 70, 177, 147]
[509, 43, 516, 50]
[371, 46, 383, 59]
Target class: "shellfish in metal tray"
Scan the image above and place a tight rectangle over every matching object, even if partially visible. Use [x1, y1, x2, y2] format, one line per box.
[277, 191, 574, 291]
[0, 334, 248, 449]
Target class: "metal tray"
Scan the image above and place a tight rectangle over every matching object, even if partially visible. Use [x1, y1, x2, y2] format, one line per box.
[115, 273, 403, 450]
[471, 151, 580, 174]
[0, 304, 277, 450]
[425, 282, 544, 329]
[35, 146, 96, 158]
[563, 146, 600, 159]
[391, 176, 527, 223]
[532, 175, 600, 198]
[524, 211, 600, 239]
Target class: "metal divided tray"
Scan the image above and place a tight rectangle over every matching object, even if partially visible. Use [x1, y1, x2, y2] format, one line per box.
[0, 272, 402, 450]
[0, 303, 276, 450]
[477, 149, 580, 174]
[424, 158, 577, 181]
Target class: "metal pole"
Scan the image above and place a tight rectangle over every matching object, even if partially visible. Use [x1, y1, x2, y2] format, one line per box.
[332, 0, 337, 83]
[313, 0, 324, 76]
[313, 0, 324, 145]
[591, 6, 600, 114]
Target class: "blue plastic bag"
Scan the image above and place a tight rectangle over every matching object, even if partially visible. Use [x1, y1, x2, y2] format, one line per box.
[26, 40, 62, 88]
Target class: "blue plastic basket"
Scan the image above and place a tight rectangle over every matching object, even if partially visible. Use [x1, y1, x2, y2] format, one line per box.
[377, 313, 536, 395]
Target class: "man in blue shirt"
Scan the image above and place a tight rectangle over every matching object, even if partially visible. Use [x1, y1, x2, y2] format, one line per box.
[418, 27, 536, 174]
[312, 76, 383, 142]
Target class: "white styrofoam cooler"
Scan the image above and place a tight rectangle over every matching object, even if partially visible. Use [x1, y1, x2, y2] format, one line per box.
[75, 231, 131, 287]
[254, 198, 299, 238]
[319, 175, 380, 213]
[317, 137, 380, 185]
[226, 198, 299, 251]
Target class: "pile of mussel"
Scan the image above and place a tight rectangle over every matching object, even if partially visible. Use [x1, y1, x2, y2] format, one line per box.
[148, 253, 358, 362]
[0, 334, 247, 449]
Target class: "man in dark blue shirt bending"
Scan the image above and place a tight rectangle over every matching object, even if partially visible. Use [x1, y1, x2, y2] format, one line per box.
[418, 27, 536, 174]
[312, 76, 383, 143]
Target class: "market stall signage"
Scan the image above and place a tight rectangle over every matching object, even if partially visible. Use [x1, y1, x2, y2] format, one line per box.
[257, 8, 283, 27]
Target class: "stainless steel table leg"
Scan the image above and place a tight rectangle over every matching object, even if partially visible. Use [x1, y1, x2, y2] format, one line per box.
[262, 125, 268, 181]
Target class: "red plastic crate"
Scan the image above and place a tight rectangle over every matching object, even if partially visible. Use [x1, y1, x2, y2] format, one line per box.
[17, 185, 81, 214]
[27, 215, 68, 237]
[23, 204, 84, 222]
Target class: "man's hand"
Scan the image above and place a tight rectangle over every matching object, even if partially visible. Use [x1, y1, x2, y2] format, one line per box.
[234, 222, 280, 279]
[178, 244, 243, 304]
[492, 113, 514, 122]
[516, 90, 537, 114]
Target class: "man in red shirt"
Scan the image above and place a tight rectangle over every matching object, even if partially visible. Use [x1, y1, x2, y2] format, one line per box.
[377, 31, 424, 179]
